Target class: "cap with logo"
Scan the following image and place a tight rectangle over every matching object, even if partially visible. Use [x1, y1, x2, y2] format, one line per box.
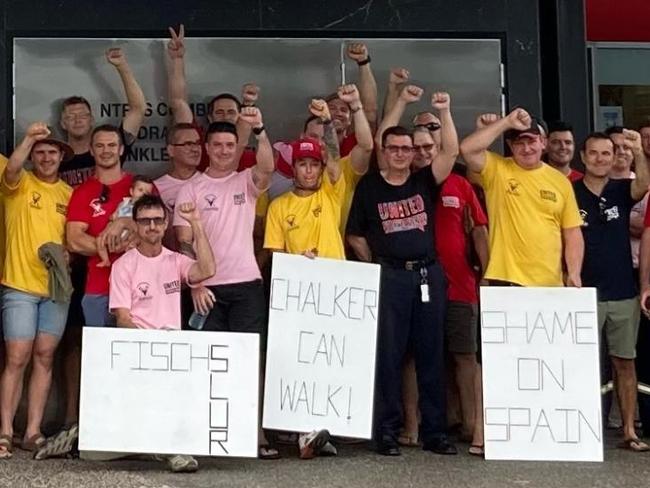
[289, 138, 323, 165]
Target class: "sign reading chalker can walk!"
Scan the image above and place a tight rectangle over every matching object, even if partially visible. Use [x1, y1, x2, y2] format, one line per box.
[263, 253, 380, 439]
[79, 328, 259, 457]
[481, 287, 603, 462]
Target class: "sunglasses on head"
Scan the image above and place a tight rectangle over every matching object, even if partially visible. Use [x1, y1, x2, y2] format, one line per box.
[414, 122, 441, 132]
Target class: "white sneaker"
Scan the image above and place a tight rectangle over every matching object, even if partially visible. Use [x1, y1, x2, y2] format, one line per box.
[319, 441, 338, 457]
[298, 430, 330, 459]
[166, 454, 199, 473]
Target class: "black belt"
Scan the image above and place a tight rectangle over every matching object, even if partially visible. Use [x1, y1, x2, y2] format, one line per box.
[377, 257, 435, 271]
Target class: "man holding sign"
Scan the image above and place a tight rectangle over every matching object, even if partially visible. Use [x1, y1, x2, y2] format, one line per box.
[346, 92, 459, 456]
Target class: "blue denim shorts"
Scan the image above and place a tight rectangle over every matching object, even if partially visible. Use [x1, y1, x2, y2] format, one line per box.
[82, 294, 114, 327]
[1, 286, 69, 340]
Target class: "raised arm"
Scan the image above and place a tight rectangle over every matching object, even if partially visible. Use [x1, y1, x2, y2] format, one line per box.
[166, 25, 193, 124]
[376, 84, 423, 170]
[5, 122, 50, 186]
[106, 48, 146, 138]
[626, 129, 650, 200]
[239, 107, 274, 190]
[337, 84, 373, 175]
[177, 203, 216, 284]
[382, 68, 409, 119]
[309, 99, 341, 184]
[346, 43, 378, 131]
[236, 83, 259, 153]
[460, 108, 532, 173]
[430, 92, 459, 183]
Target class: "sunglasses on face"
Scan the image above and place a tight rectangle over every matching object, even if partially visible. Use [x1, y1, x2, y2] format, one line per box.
[414, 143, 436, 152]
[135, 217, 166, 226]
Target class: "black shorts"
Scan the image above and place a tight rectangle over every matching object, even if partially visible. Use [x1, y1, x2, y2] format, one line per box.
[445, 301, 478, 354]
[204, 279, 266, 338]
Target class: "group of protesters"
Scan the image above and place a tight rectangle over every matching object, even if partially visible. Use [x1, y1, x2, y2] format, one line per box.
[1, 25, 650, 472]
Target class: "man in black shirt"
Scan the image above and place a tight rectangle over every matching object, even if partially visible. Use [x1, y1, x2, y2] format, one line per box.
[347, 92, 458, 456]
[574, 130, 650, 452]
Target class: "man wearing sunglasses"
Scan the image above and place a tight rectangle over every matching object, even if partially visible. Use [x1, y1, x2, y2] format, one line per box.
[346, 92, 458, 457]
[576, 131, 650, 452]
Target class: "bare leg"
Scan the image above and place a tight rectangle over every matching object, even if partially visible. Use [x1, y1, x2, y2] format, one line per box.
[471, 364, 484, 448]
[0, 340, 33, 438]
[612, 356, 641, 441]
[453, 353, 478, 437]
[24, 333, 60, 441]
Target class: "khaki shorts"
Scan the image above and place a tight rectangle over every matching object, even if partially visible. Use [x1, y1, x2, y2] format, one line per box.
[445, 301, 478, 354]
[598, 297, 640, 360]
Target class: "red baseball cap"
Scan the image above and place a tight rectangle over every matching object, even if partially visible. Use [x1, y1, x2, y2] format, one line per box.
[290, 138, 323, 164]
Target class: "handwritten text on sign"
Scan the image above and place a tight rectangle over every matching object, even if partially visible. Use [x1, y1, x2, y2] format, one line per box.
[263, 254, 380, 438]
[480, 287, 603, 462]
[79, 328, 259, 457]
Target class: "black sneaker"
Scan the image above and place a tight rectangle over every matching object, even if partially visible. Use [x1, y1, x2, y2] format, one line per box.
[423, 437, 458, 455]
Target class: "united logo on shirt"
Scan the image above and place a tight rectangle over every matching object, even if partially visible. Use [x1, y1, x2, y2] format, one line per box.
[136, 281, 153, 300]
[163, 279, 181, 295]
[540, 190, 557, 202]
[233, 192, 246, 205]
[377, 195, 427, 234]
[204, 194, 218, 211]
[441, 196, 460, 208]
[30, 191, 42, 209]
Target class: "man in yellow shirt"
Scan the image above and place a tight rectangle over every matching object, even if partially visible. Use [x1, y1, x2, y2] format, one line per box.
[0, 122, 73, 459]
[460, 108, 584, 287]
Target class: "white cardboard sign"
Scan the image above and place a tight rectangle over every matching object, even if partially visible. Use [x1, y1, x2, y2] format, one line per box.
[481, 287, 603, 462]
[263, 253, 380, 439]
[79, 328, 259, 457]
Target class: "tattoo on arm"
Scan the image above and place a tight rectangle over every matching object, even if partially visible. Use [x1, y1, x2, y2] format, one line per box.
[179, 241, 196, 259]
[323, 122, 340, 161]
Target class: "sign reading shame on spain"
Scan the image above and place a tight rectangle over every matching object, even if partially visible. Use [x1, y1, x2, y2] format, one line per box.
[79, 328, 259, 457]
[263, 253, 380, 439]
[481, 287, 603, 462]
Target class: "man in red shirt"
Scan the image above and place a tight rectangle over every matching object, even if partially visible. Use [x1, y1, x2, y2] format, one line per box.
[546, 121, 583, 182]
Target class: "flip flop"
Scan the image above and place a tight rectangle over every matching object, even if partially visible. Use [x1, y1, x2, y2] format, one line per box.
[617, 438, 650, 452]
[0, 435, 13, 459]
[468, 444, 485, 457]
[21, 434, 46, 452]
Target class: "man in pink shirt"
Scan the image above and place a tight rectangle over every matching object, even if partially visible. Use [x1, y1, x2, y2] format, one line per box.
[110, 195, 215, 330]
[173, 107, 274, 333]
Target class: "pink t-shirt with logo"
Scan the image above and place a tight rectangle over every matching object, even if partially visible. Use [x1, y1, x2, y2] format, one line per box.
[109, 247, 195, 329]
[173, 169, 261, 286]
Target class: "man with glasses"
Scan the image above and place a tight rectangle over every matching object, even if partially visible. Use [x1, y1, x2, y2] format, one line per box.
[460, 108, 584, 287]
[346, 92, 459, 457]
[576, 131, 650, 452]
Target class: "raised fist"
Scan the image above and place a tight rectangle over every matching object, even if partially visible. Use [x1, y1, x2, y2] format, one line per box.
[242, 83, 260, 106]
[506, 108, 532, 131]
[346, 43, 369, 63]
[476, 113, 500, 129]
[337, 84, 361, 105]
[239, 106, 263, 127]
[399, 85, 424, 104]
[167, 25, 185, 59]
[177, 202, 200, 223]
[431, 92, 451, 111]
[389, 68, 410, 85]
[309, 99, 331, 121]
[105, 47, 127, 67]
[25, 122, 51, 142]
[623, 128, 643, 153]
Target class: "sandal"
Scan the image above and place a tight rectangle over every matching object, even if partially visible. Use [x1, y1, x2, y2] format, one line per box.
[397, 432, 420, 447]
[21, 434, 46, 452]
[258, 444, 281, 460]
[468, 444, 485, 457]
[0, 435, 12, 459]
[617, 438, 650, 452]
[33, 424, 79, 460]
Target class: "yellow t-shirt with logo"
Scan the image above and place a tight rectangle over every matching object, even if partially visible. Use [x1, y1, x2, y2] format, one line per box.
[0, 154, 8, 279]
[264, 171, 346, 260]
[472, 152, 582, 286]
[340, 155, 364, 236]
[1, 170, 72, 296]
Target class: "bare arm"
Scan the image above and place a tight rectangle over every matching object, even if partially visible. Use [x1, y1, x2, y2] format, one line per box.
[175, 225, 195, 259]
[430, 92, 459, 183]
[631, 211, 645, 238]
[5, 122, 51, 186]
[626, 129, 650, 200]
[310, 99, 342, 183]
[176, 204, 216, 284]
[106, 48, 146, 137]
[234, 83, 260, 155]
[66, 221, 99, 255]
[382, 68, 409, 119]
[471, 225, 489, 276]
[347, 235, 372, 262]
[239, 107, 274, 190]
[460, 108, 532, 173]
[346, 43, 378, 131]
[166, 25, 193, 124]
[562, 226, 584, 287]
[114, 308, 138, 328]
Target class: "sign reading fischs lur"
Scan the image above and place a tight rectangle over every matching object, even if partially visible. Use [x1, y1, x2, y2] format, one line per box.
[481, 287, 603, 462]
[263, 254, 380, 439]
